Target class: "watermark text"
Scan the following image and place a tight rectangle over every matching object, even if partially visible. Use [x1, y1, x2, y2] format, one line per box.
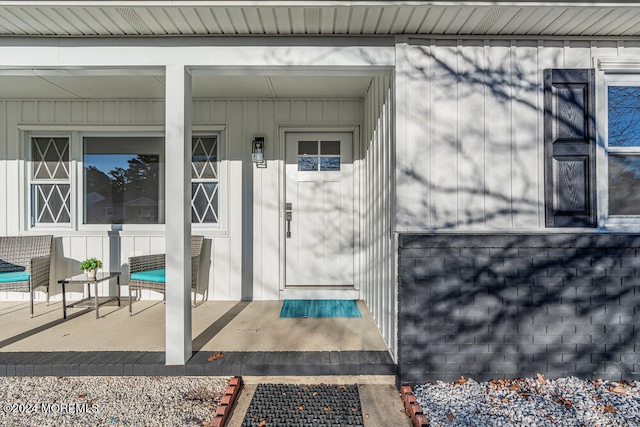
[3, 402, 99, 414]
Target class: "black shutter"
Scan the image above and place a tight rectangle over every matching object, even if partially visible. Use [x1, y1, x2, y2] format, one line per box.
[544, 69, 596, 228]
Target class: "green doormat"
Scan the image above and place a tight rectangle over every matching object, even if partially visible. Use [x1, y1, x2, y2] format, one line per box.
[279, 300, 361, 318]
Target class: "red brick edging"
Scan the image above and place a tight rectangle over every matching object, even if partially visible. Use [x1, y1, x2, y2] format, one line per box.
[210, 376, 243, 427]
[401, 385, 429, 427]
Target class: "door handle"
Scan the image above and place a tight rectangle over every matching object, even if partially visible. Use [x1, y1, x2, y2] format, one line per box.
[285, 203, 292, 238]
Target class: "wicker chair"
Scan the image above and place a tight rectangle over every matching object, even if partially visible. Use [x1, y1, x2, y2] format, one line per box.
[127, 235, 204, 315]
[0, 235, 53, 317]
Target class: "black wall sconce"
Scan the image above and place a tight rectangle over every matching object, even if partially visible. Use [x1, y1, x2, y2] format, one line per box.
[252, 135, 266, 167]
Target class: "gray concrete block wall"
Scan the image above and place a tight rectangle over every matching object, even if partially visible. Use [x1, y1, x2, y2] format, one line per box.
[398, 233, 640, 385]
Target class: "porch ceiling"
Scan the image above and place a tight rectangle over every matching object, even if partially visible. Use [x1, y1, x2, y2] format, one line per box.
[0, 74, 373, 99]
[0, 2, 639, 38]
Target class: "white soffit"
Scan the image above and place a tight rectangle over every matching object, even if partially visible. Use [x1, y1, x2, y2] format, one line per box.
[190, 75, 372, 99]
[0, 4, 638, 37]
[0, 74, 373, 99]
[0, 76, 77, 98]
[43, 75, 166, 98]
[0, 75, 166, 99]
[191, 75, 275, 98]
[269, 76, 372, 99]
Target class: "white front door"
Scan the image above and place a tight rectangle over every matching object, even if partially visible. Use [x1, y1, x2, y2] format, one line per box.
[285, 132, 354, 288]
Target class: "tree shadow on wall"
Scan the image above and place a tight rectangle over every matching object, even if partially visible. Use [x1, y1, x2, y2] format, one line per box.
[401, 233, 640, 382]
[395, 42, 639, 383]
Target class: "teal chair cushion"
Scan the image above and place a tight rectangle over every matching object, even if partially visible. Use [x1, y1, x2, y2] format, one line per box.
[0, 271, 30, 283]
[130, 269, 166, 283]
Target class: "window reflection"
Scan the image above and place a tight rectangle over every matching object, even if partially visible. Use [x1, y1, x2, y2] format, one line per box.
[608, 86, 640, 147]
[298, 140, 341, 171]
[298, 141, 318, 155]
[320, 157, 340, 171]
[608, 155, 640, 215]
[298, 157, 319, 171]
[84, 137, 163, 224]
[321, 141, 340, 155]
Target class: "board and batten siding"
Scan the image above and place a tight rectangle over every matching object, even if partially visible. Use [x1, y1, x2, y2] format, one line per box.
[361, 76, 396, 359]
[0, 98, 363, 302]
[395, 38, 638, 232]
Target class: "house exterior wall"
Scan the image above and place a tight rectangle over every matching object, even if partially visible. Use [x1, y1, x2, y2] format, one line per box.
[0, 97, 363, 303]
[395, 38, 638, 231]
[361, 75, 397, 358]
[395, 38, 640, 384]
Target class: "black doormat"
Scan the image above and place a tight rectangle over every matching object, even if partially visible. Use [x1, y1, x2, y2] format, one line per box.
[242, 383, 364, 427]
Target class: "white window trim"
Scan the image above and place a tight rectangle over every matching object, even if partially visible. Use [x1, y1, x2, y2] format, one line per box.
[595, 65, 640, 230]
[19, 125, 227, 235]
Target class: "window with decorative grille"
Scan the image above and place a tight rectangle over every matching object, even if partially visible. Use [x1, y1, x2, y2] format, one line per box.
[191, 136, 219, 224]
[29, 136, 72, 227]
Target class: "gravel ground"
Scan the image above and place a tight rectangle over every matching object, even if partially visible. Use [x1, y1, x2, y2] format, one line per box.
[414, 375, 640, 427]
[0, 376, 230, 427]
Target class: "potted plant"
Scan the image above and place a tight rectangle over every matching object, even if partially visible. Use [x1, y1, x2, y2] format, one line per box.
[80, 258, 103, 279]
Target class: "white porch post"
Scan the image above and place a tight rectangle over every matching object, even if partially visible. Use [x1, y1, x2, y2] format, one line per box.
[165, 64, 193, 365]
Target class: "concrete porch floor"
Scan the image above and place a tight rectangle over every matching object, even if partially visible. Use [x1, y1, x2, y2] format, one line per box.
[0, 300, 390, 353]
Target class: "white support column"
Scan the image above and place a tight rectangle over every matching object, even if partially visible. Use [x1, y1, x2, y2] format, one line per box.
[165, 64, 192, 365]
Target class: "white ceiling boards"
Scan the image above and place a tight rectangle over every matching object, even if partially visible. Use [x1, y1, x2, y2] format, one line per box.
[0, 75, 373, 100]
[0, 3, 638, 37]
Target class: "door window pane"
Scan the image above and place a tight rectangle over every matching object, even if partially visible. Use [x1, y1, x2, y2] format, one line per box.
[298, 141, 318, 155]
[608, 155, 640, 215]
[320, 157, 340, 171]
[298, 140, 341, 171]
[298, 157, 319, 171]
[321, 141, 340, 155]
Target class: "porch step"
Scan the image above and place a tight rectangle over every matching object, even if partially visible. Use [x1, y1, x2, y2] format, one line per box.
[0, 350, 396, 377]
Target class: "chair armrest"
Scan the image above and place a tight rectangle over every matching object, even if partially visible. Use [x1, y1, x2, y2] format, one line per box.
[129, 254, 165, 276]
[191, 256, 200, 287]
[29, 255, 51, 289]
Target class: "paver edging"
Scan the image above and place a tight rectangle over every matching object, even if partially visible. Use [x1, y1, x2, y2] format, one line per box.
[401, 385, 429, 427]
[210, 376, 243, 427]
